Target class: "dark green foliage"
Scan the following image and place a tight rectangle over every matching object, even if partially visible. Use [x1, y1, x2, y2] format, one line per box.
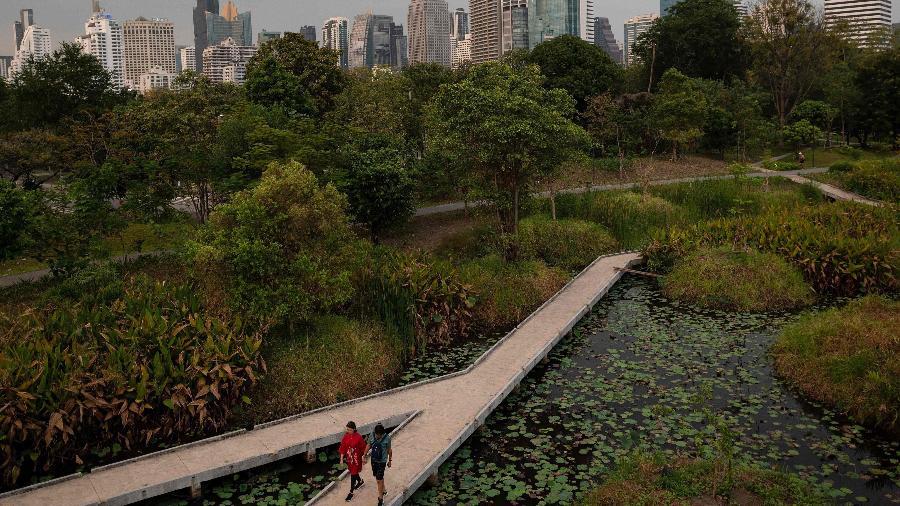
[762, 160, 802, 171]
[853, 46, 899, 149]
[652, 69, 708, 159]
[341, 148, 415, 241]
[526, 35, 622, 112]
[645, 202, 898, 295]
[663, 247, 814, 311]
[635, 0, 750, 85]
[516, 217, 619, 271]
[245, 33, 346, 116]
[833, 159, 900, 204]
[0, 275, 264, 487]
[0, 181, 35, 259]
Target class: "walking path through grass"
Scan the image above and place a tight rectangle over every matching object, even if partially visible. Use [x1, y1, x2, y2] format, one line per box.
[0, 253, 641, 506]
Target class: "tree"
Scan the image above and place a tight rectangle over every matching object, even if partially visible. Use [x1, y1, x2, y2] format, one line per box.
[0, 181, 35, 259]
[3, 43, 128, 131]
[783, 119, 821, 151]
[341, 148, 415, 242]
[190, 161, 358, 334]
[853, 46, 900, 149]
[791, 100, 837, 145]
[635, 0, 750, 86]
[245, 33, 346, 116]
[328, 68, 412, 148]
[402, 63, 457, 156]
[651, 69, 708, 159]
[527, 35, 622, 113]
[745, 0, 829, 133]
[0, 129, 73, 184]
[426, 62, 589, 234]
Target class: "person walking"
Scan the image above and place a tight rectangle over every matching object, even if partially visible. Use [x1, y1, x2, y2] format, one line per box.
[365, 424, 393, 506]
[339, 421, 367, 501]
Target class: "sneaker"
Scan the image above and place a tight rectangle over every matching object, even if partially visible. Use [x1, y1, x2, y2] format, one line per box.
[345, 492, 353, 502]
[377, 498, 383, 506]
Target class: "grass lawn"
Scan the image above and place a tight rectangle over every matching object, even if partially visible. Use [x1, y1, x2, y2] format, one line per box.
[0, 257, 47, 277]
[541, 155, 731, 192]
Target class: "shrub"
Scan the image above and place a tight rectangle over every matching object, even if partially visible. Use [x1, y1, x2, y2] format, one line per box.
[842, 159, 900, 204]
[662, 248, 814, 311]
[645, 202, 898, 296]
[41, 262, 123, 305]
[341, 148, 416, 242]
[239, 316, 399, 424]
[518, 217, 619, 270]
[0, 276, 264, 487]
[190, 161, 359, 333]
[763, 160, 802, 172]
[458, 255, 567, 331]
[0, 181, 35, 260]
[649, 177, 812, 221]
[829, 160, 856, 174]
[773, 296, 900, 434]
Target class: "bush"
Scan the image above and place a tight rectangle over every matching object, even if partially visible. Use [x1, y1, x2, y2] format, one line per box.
[518, 217, 619, 270]
[458, 255, 568, 332]
[0, 181, 34, 260]
[773, 296, 899, 434]
[239, 316, 399, 424]
[190, 161, 359, 332]
[341, 148, 416, 241]
[829, 160, 856, 173]
[842, 159, 900, 204]
[763, 160, 802, 171]
[649, 178, 814, 221]
[645, 202, 898, 296]
[580, 454, 827, 506]
[662, 248, 814, 311]
[0, 276, 264, 487]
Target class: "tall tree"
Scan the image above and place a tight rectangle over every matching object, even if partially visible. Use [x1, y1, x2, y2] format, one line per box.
[340, 148, 415, 242]
[426, 62, 589, 234]
[527, 35, 622, 113]
[652, 69, 709, 160]
[635, 0, 750, 86]
[745, 0, 829, 133]
[853, 46, 900, 149]
[245, 33, 346, 116]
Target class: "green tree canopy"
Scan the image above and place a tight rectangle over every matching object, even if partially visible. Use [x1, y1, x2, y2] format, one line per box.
[527, 35, 622, 113]
[652, 69, 709, 159]
[426, 62, 589, 233]
[245, 33, 346, 116]
[635, 0, 750, 86]
[341, 148, 415, 242]
[853, 46, 900, 149]
[191, 161, 358, 332]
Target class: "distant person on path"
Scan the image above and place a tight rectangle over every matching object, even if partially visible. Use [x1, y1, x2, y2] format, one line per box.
[365, 424, 393, 506]
[797, 151, 806, 166]
[339, 421, 367, 501]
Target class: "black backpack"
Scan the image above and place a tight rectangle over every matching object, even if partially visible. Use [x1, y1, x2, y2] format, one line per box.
[370, 436, 385, 461]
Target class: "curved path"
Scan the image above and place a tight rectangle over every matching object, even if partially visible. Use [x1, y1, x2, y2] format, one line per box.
[0, 252, 642, 506]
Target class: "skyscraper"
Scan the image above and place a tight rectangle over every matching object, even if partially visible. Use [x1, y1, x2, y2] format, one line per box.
[624, 13, 657, 67]
[10, 23, 51, 78]
[0, 56, 12, 80]
[391, 24, 409, 68]
[824, 0, 892, 47]
[180, 46, 196, 72]
[202, 37, 257, 84]
[193, 0, 219, 71]
[75, 2, 125, 89]
[300, 25, 317, 42]
[452, 33, 472, 68]
[349, 12, 372, 68]
[579, 0, 595, 43]
[123, 17, 176, 89]
[501, 0, 529, 53]
[408, 0, 452, 66]
[451, 8, 470, 40]
[14, 9, 34, 52]
[593, 17, 623, 64]
[469, 0, 501, 63]
[258, 29, 281, 45]
[207, 1, 252, 46]
[323, 17, 350, 69]
[350, 13, 407, 69]
[528, 0, 579, 48]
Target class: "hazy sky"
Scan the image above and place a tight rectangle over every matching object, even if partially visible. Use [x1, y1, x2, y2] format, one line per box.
[2, 0, 898, 56]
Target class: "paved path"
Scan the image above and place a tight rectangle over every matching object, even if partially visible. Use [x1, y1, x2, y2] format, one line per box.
[414, 168, 829, 216]
[755, 167, 881, 206]
[0, 251, 171, 289]
[0, 252, 642, 506]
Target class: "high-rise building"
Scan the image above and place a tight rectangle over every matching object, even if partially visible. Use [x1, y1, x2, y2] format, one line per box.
[0, 56, 13, 80]
[75, 3, 125, 89]
[501, 0, 529, 53]
[180, 46, 196, 72]
[138, 66, 175, 93]
[528, 0, 580, 48]
[451, 33, 472, 68]
[469, 0, 502, 63]
[624, 13, 657, 67]
[348, 13, 372, 68]
[593, 17, 623, 64]
[123, 17, 175, 89]
[14, 9, 34, 52]
[322, 17, 350, 69]
[10, 23, 51, 78]
[408, 0, 452, 66]
[202, 37, 257, 83]
[824, 0, 892, 47]
[579, 0, 595, 43]
[451, 8, 470, 40]
[391, 24, 409, 68]
[258, 29, 281, 45]
[300, 25, 317, 42]
[193, 0, 219, 72]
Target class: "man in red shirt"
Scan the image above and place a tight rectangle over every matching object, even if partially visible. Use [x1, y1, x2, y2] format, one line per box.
[338, 421, 367, 501]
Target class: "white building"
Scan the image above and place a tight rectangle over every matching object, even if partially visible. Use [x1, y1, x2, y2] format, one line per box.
[10, 25, 52, 78]
[451, 33, 472, 68]
[624, 13, 657, 67]
[579, 0, 595, 43]
[180, 46, 196, 73]
[825, 0, 892, 47]
[408, 0, 451, 66]
[202, 37, 257, 84]
[123, 17, 175, 89]
[138, 66, 175, 93]
[322, 17, 350, 69]
[75, 6, 125, 88]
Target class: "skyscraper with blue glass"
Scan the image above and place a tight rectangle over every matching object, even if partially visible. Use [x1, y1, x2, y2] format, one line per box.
[528, 0, 579, 48]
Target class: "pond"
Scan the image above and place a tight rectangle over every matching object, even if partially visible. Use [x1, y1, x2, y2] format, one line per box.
[151, 276, 900, 505]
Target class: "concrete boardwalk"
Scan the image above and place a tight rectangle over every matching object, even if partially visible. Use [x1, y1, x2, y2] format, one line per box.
[0, 252, 642, 506]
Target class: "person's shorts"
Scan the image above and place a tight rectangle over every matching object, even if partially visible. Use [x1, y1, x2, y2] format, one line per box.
[371, 461, 387, 480]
